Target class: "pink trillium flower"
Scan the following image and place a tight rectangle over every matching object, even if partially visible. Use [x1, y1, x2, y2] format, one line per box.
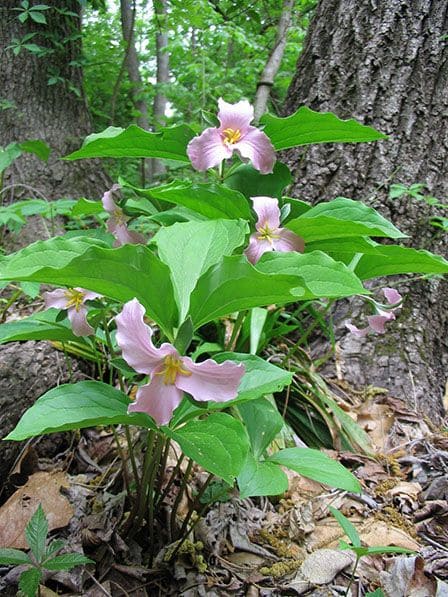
[43, 287, 101, 336]
[102, 184, 146, 247]
[244, 196, 305, 264]
[115, 298, 245, 426]
[345, 287, 403, 337]
[187, 98, 276, 174]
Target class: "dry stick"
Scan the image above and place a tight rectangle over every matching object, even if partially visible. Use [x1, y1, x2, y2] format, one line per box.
[177, 473, 214, 539]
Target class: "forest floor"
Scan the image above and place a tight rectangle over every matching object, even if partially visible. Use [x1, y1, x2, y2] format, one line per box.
[1, 360, 447, 596]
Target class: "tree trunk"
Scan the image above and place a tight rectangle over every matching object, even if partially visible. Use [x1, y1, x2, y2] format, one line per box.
[253, 0, 295, 122]
[0, 0, 109, 209]
[283, 0, 448, 418]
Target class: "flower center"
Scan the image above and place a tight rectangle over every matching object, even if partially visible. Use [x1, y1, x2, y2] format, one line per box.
[257, 223, 280, 245]
[222, 128, 242, 145]
[113, 207, 128, 226]
[64, 288, 85, 312]
[155, 354, 192, 385]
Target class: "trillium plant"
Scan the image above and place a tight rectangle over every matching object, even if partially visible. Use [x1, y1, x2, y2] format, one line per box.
[2, 98, 448, 561]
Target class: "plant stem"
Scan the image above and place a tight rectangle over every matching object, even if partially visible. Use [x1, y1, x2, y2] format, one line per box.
[112, 426, 131, 497]
[225, 310, 246, 351]
[127, 429, 156, 536]
[156, 452, 185, 509]
[177, 473, 214, 539]
[170, 458, 193, 540]
[345, 554, 360, 596]
[147, 433, 164, 563]
[124, 425, 140, 492]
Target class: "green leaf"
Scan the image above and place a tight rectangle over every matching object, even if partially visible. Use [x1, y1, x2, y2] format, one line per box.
[167, 413, 250, 484]
[238, 397, 284, 458]
[43, 553, 94, 571]
[256, 251, 366, 299]
[363, 546, 416, 556]
[25, 505, 48, 562]
[365, 590, 385, 597]
[71, 198, 104, 217]
[18, 139, 50, 161]
[0, 548, 32, 565]
[238, 453, 288, 499]
[225, 161, 291, 199]
[329, 506, 361, 547]
[154, 219, 247, 322]
[268, 448, 361, 493]
[249, 307, 268, 354]
[0, 144, 22, 174]
[65, 124, 195, 162]
[286, 198, 405, 241]
[0, 309, 84, 344]
[29, 10, 47, 24]
[138, 179, 253, 221]
[261, 106, 387, 150]
[5, 381, 154, 441]
[354, 245, 448, 279]
[19, 568, 41, 597]
[0, 237, 178, 337]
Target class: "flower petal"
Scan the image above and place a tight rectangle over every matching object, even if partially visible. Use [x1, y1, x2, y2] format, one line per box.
[345, 322, 370, 337]
[244, 233, 274, 264]
[115, 298, 173, 375]
[217, 98, 254, 132]
[108, 221, 146, 246]
[251, 196, 281, 230]
[176, 357, 244, 403]
[274, 228, 305, 254]
[367, 311, 395, 334]
[43, 288, 69, 310]
[234, 127, 276, 174]
[187, 127, 232, 171]
[102, 184, 121, 213]
[67, 306, 94, 336]
[383, 287, 402, 306]
[128, 376, 183, 426]
[78, 288, 101, 302]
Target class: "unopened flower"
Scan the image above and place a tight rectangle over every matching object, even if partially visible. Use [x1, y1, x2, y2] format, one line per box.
[345, 287, 403, 337]
[116, 299, 245, 426]
[44, 287, 101, 336]
[102, 184, 146, 247]
[244, 196, 305, 264]
[187, 98, 276, 174]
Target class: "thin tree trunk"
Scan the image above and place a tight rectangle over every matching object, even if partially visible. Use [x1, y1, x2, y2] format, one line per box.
[150, 0, 169, 179]
[253, 0, 295, 122]
[283, 0, 448, 418]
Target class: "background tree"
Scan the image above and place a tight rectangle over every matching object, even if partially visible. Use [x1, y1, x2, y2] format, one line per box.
[0, 0, 109, 212]
[283, 0, 448, 417]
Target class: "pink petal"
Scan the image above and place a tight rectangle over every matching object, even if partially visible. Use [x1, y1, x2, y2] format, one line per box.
[115, 298, 174, 375]
[67, 306, 94, 336]
[109, 221, 146, 246]
[383, 287, 402, 306]
[234, 127, 276, 174]
[244, 234, 274, 264]
[187, 127, 232, 171]
[217, 98, 254, 132]
[274, 228, 305, 254]
[78, 288, 101, 302]
[102, 184, 121, 213]
[345, 322, 370, 337]
[367, 311, 395, 334]
[176, 356, 244, 403]
[128, 376, 183, 426]
[251, 196, 281, 230]
[43, 288, 69, 310]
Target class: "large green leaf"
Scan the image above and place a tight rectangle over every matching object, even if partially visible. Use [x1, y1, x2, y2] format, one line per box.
[167, 413, 250, 484]
[286, 198, 405, 241]
[256, 251, 366, 299]
[136, 180, 253, 221]
[5, 381, 154, 441]
[154, 219, 247, 322]
[225, 161, 291, 199]
[25, 504, 48, 562]
[188, 255, 305, 328]
[238, 454, 288, 499]
[261, 106, 387, 150]
[0, 548, 32, 566]
[238, 397, 284, 458]
[0, 309, 83, 344]
[65, 124, 195, 162]
[0, 237, 178, 337]
[268, 447, 361, 493]
[354, 245, 448, 279]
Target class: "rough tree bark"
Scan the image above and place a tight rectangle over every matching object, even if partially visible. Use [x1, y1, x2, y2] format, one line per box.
[0, 0, 109, 207]
[283, 0, 448, 418]
[253, 0, 295, 122]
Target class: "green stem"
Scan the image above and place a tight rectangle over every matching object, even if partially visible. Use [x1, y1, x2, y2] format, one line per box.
[156, 452, 185, 509]
[225, 310, 246, 351]
[112, 426, 131, 497]
[345, 554, 360, 596]
[170, 458, 193, 541]
[147, 433, 164, 563]
[129, 429, 157, 536]
[0, 288, 22, 323]
[177, 473, 214, 539]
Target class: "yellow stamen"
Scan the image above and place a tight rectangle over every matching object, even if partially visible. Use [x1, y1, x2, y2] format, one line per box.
[113, 207, 127, 225]
[64, 288, 85, 312]
[223, 128, 242, 145]
[155, 354, 192, 385]
[257, 223, 280, 245]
